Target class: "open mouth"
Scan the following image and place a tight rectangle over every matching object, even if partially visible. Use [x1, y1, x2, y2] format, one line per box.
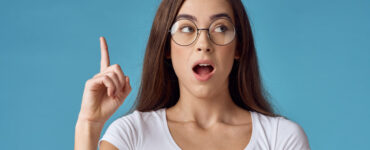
[192, 64, 214, 75]
[192, 61, 215, 81]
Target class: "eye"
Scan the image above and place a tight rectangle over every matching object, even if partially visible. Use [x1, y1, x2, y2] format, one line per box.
[214, 25, 228, 33]
[180, 26, 195, 33]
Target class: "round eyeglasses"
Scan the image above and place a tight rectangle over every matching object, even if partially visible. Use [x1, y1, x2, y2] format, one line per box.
[169, 18, 236, 46]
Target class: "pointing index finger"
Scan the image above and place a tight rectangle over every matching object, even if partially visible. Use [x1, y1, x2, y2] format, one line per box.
[100, 36, 110, 72]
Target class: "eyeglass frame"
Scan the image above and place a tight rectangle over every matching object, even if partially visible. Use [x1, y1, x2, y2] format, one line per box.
[168, 18, 237, 46]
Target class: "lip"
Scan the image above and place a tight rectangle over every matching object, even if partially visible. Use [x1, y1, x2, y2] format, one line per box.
[192, 59, 216, 82]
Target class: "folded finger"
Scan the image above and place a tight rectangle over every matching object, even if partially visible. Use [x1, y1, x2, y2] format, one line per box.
[105, 72, 121, 96]
[90, 74, 116, 97]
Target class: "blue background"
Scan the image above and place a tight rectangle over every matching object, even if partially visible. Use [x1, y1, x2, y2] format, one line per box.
[1, 0, 369, 149]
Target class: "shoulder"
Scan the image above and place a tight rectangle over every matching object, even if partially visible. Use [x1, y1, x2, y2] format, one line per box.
[99, 109, 165, 150]
[251, 112, 311, 150]
[274, 116, 311, 150]
[276, 116, 307, 137]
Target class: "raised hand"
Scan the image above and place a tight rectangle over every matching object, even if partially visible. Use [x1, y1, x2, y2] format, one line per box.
[78, 37, 132, 124]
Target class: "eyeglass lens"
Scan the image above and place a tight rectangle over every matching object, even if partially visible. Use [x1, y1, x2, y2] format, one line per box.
[170, 18, 235, 46]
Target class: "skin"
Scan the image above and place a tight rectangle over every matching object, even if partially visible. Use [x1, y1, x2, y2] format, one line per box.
[75, 37, 131, 150]
[166, 0, 252, 149]
[75, 0, 252, 150]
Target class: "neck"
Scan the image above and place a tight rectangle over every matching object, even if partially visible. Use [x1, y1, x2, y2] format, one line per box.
[168, 82, 243, 129]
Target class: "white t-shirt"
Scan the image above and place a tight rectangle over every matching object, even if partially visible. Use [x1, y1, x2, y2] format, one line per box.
[99, 108, 310, 150]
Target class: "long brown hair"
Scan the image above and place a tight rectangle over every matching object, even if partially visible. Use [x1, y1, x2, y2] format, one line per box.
[131, 0, 279, 117]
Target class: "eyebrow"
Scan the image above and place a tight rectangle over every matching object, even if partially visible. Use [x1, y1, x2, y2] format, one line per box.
[175, 13, 233, 22]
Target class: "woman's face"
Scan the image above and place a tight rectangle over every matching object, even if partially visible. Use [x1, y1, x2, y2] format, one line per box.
[170, 0, 238, 99]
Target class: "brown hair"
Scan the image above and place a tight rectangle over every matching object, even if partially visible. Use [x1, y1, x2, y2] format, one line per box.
[131, 0, 279, 117]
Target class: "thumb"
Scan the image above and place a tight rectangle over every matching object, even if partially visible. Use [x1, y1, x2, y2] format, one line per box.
[118, 76, 132, 104]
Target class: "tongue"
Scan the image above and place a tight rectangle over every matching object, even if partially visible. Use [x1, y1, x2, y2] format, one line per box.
[195, 66, 212, 75]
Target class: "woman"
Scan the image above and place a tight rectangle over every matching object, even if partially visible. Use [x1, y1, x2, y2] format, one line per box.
[75, 0, 310, 149]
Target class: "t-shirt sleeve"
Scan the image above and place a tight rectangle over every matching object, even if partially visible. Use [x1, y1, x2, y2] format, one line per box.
[275, 117, 311, 150]
[98, 112, 139, 150]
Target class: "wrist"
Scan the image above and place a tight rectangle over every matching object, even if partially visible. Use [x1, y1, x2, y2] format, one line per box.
[76, 118, 105, 130]
[75, 119, 104, 150]
[77, 112, 107, 126]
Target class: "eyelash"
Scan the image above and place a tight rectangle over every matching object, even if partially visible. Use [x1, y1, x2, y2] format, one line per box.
[215, 25, 228, 32]
[180, 26, 195, 32]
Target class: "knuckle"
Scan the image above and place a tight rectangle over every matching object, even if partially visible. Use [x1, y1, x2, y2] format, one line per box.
[105, 72, 114, 77]
[85, 79, 91, 86]
[114, 64, 122, 71]
[102, 75, 110, 81]
[108, 71, 119, 79]
[93, 73, 101, 78]
[85, 79, 94, 86]
[113, 64, 120, 69]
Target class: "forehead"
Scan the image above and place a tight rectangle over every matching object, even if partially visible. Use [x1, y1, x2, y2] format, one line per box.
[176, 0, 235, 24]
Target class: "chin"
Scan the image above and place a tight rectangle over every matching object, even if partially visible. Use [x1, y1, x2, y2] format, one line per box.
[190, 85, 217, 99]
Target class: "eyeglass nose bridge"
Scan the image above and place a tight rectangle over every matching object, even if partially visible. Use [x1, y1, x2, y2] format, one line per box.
[195, 28, 211, 43]
[198, 28, 209, 31]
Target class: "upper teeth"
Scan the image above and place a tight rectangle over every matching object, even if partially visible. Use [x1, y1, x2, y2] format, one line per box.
[199, 64, 211, 66]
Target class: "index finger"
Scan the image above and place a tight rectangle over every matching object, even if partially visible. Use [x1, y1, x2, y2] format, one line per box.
[100, 36, 110, 72]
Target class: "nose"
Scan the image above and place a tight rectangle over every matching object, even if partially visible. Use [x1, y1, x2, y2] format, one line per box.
[195, 29, 212, 53]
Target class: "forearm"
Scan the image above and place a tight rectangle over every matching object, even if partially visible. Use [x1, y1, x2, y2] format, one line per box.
[75, 119, 105, 150]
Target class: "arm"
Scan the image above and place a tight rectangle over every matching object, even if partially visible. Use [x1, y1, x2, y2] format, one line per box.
[74, 119, 119, 150]
[74, 120, 104, 150]
[99, 141, 119, 150]
[74, 37, 131, 150]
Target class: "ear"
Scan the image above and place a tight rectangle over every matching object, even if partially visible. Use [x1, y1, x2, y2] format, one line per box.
[165, 49, 171, 59]
[234, 49, 240, 60]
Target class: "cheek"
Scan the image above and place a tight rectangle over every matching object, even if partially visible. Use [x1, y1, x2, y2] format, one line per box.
[170, 42, 189, 78]
[217, 45, 237, 73]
